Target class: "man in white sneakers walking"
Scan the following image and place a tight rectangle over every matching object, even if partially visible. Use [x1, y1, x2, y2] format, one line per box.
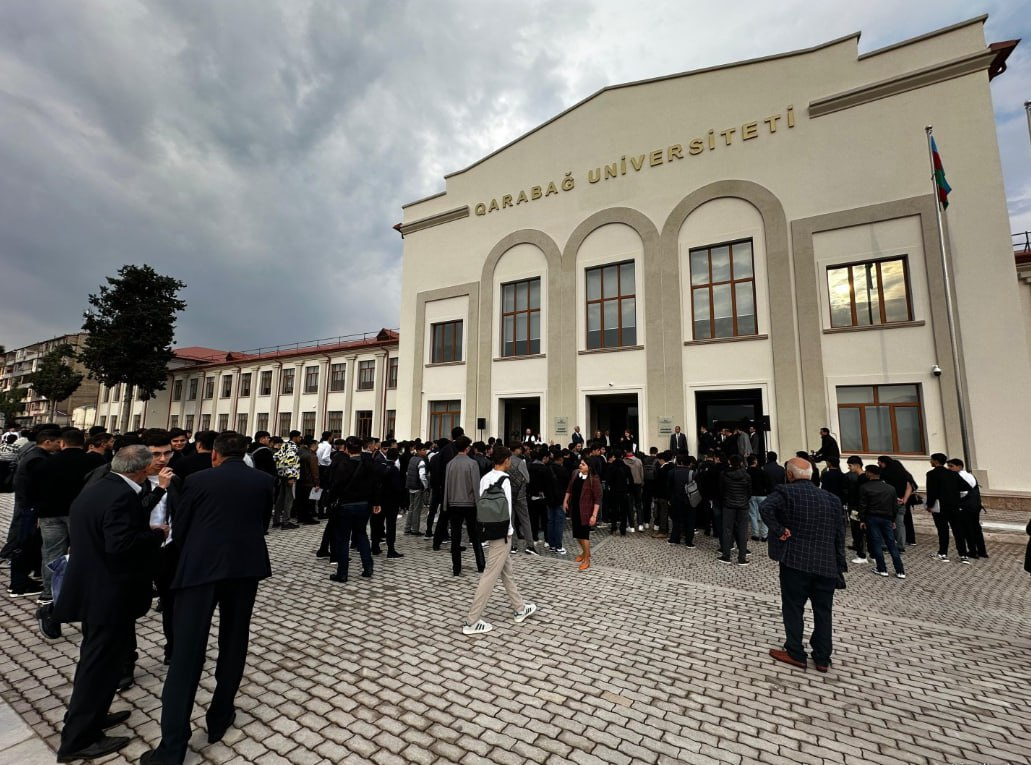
[463, 446, 536, 635]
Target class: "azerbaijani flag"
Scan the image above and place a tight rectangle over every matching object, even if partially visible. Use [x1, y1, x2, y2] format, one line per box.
[931, 136, 951, 209]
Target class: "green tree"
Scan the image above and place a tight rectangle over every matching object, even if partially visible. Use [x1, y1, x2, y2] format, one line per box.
[80, 265, 187, 430]
[24, 344, 84, 421]
[0, 385, 26, 427]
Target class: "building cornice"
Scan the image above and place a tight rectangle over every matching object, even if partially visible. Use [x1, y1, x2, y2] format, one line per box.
[397, 205, 470, 237]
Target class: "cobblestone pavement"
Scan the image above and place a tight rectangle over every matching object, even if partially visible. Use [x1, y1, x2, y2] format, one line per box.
[2, 492, 1030, 765]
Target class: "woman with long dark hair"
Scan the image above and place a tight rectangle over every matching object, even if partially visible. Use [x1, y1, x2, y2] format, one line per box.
[564, 459, 601, 571]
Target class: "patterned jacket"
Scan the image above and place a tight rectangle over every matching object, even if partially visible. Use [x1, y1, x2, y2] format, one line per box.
[759, 481, 847, 579]
[274, 441, 301, 481]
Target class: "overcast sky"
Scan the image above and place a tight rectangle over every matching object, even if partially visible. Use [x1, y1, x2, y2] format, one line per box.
[2, 0, 1029, 352]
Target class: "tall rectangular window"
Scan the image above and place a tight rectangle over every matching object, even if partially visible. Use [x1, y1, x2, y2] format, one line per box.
[187, 379, 197, 401]
[200, 414, 211, 431]
[358, 360, 375, 390]
[431, 321, 463, 363]
[501, 278, 542, 357]
[330, 363, 346, 392]
[385, 410, 396, 439]
[586, 261, 636, 349]
[304, 366, 319, 393]
[428, 400, 461, 441]
[239, 373, 252, 397]
[301, 411, 316, 437]
[98, 415, 106, 429]
[827, 256, 913, 328]
[837, 384, 925, 455]
[259, 371, 272, 396]
[690, 239, 756, 340]
[169, 415, 179, 430]
[112, 384, 121, 402]
[327, 411, 343, 437]
[102, 386, 110, 403]
[255, 412, 269, 433]
[236, 413, 248, 434]
[185, 414, 195, 432]
[217, 413, 229, 432]
[132, 414, 141, 430]
[203, 377, 214, 399]
[387, 357, 398, 389]
[278, 412, 292, 437]
[281, 368, 295, 395]
[220, 374, 233, 398]
[172, 380, 183, 401]
[355, 410, 373, 439]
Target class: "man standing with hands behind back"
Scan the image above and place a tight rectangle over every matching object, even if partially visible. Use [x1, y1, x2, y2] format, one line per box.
[142, 432, 273, 765]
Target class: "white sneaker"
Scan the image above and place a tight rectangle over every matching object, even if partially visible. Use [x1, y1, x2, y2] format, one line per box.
[638, 525, 644, 532]
[462, 620, 493, 635]
[933, 553, 950, 562]
[896, 573, 907, 579]
[556, 548, 567, 555]
[653, 524, 659, 531]
[514, 603, 537, 624]
[628, 527, 635, 533]
[851, 556, 868, 564]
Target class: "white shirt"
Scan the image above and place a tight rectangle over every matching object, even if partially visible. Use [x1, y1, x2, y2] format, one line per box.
[147, 475, 173, 545]
[116, 473, 144, 494]
[480, 468, 514, 538]
[956, 469, 976, 497]
[316, 441, 333, 466]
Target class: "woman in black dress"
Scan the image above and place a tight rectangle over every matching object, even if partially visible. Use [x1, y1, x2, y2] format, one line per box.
[564, 460, 601, 571]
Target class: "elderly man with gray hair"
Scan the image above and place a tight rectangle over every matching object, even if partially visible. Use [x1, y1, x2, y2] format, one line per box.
[759, 456, 847, 673]
[54, 445, 169, 762]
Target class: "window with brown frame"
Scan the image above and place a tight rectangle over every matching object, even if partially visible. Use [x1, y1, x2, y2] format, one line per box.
[255, 413, 269, 433]
[172, 380, 182, 401]
[281, 368, 295, 395]
[827, 256, 913, 328]
[327, 411, 343, 437]
[385, 410, 396, 439]
[236, 413, 248, 434]
[203, 377, 215, 399]
[428, 400, 460, 441]
[220, 374, 233, 399]
[355, 410, 373, 438]
[387, 357, 398, 389]
[278, 412, 292, 437]
[304, 366, 319, 393]
[689, 239, 756, 340]
[259, 371, 272, 396]
[501, 278, 541, 357]
[301, 412, 316, 437]
[837, 384, 925, 454]
[358, 360, 375, 390]
[586, 262, 636, 349]
[431, 321, 463, 363]
[200, 414, 211, 431]
[217, 413, 229, 432]
[330, 363, 346, 392]
[239, 373, 251, 397]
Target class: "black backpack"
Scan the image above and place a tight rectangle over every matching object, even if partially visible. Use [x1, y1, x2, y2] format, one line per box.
[477, 475, 511, 540]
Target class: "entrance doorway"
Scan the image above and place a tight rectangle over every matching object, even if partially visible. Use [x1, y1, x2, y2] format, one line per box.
[587, 393, 639, 445]
[694, 388, 767, 452]
[500, 397, 540, 444]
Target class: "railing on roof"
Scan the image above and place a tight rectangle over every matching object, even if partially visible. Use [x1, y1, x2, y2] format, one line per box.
[187, 328, 400, 363]
[1015, 231, 1031, 254]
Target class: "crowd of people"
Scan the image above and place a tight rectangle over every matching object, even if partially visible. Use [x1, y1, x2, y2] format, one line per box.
[0, 417, 1015, 762]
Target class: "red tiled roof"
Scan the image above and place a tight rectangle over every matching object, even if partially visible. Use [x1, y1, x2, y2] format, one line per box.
[175, 329, 399, 369]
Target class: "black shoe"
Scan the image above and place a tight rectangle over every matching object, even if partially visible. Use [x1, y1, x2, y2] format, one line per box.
[101, 710, 131, 729]
[371, 546, 382, 555]
[36, 605, 62, 640]
[207, 711, 237, 744]
[458, 546, 467, 552]
[423, 532, 433, 539]
[432, 545, 442, 552]
[300, 518, 319, 525]
[717, 556, 732, 564]
[361, 568, 373, 578]
[280, 522, 299, 530]
[8, 579, 43, 598]
[57, 735, 130, 763]
[117, 674, 134, 692]
[329, 574, 348, 583]
[387, 550, 404, 558]
[315, 549, 329, 558]
[140, 748, 178, 765]
[453, 569, 462, 576]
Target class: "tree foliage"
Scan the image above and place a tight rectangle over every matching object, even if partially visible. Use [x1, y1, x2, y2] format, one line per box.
[24, 344, 83, 415]
[0, 386, 26, 424]
[80, 264, 187, 401]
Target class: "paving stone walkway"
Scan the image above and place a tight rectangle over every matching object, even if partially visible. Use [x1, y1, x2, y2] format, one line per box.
[2, 493, 1030, 765]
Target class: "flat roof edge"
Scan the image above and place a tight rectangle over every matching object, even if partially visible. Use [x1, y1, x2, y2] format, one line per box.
[858, 14, 989, 60]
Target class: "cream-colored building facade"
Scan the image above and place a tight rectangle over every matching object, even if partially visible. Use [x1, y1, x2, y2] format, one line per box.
[397, 16, 1031, 501]
[94, 330, 400, 439]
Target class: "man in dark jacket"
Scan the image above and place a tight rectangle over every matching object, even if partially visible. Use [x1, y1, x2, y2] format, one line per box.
[667, 454, 699, 547]
[925, 452, 967, 562]
[56, 445, 167, 762]
[859, 465, 905, 578]
[428, 429, 462, 538]
[171, 429, 214, 479]
[760, 457, 848, 672]
[142, 432, 272, 765]
[605, 450, 633, 536]
[813, 428, 840, 463]
[327, 436, 384, 582]
[5, 427, 61, 596]
[719, 455, 752, 564]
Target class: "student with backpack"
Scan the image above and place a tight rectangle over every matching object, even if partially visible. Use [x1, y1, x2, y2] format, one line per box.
[462, 447, 537, 635]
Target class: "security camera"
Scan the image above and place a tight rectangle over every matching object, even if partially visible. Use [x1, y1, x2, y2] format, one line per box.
[931, 364, 942, 377]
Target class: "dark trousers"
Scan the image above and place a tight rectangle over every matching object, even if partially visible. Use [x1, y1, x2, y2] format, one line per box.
[331, 502, 373, 578]
[295, 487, 317, 522]
[528, 498, 547, 541]
[866, 515, 904, 575]
[721, 504, 749, 561]
[849, 517, 867, 558]
[779, 563, 836, 665]
[668, 502, 695, 545]
[903, 505, 917, 545]
[155, 545, 181, 662]
[59, 620, 135, 755]
[154, 578, 259, 764]
[372, 504, 399, 551]
[317, 467, 331, 517]
[426, 486, 444, 535]
[933, 508, 966, 556]
[435, 506, 485, 574]
[607, 491, 629, 534]
[959, 507, 987, 557]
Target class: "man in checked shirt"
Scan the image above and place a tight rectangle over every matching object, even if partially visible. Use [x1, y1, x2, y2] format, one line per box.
[760, 456, 848, 673]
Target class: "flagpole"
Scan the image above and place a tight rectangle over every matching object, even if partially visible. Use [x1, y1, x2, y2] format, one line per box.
[925, 125, 972, 466]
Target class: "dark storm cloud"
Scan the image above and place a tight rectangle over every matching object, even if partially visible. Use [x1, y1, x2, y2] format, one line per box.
[1, 0, 1028, 353]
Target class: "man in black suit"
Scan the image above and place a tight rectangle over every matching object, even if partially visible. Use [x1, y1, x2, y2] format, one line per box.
[54, 445, 168, 763]
[142, 432, 273, 765]
[171, 429, 214, 479]
[669, 426, 688, 454]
